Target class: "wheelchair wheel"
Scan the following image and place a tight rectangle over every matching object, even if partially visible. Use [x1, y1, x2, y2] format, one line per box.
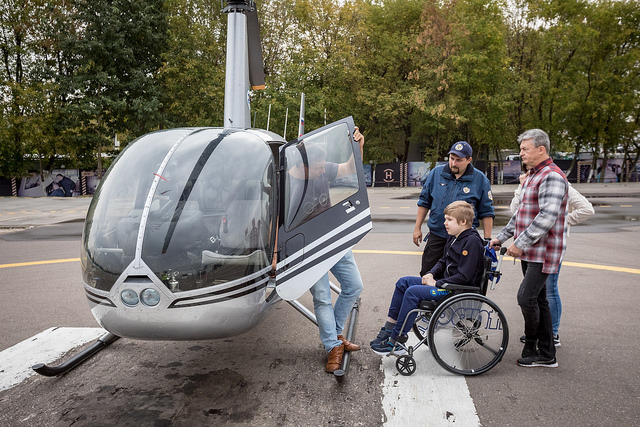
[396, 355, 417, 376]
[427, 293, 509, 376]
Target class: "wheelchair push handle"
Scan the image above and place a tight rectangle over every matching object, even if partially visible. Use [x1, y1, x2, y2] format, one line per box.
[489, 246, 507, 291]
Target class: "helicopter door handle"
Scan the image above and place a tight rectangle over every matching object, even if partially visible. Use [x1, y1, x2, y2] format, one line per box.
[343, 200, 355, 214]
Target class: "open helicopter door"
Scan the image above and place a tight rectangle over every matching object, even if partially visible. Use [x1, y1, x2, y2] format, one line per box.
[275, 116, 372, 300]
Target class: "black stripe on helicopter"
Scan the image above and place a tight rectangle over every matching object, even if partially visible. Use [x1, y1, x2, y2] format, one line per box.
[275, 214, 371, 277]
[168, 273, 271, 308]
[84, 287, 116, 307]
[275, 230, 368, 286]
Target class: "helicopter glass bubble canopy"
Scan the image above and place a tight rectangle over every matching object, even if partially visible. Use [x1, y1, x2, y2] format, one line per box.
[81, 128, 276, 296]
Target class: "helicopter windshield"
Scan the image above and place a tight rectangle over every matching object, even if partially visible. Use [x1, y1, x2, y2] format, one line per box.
[82, 128, 275, 293]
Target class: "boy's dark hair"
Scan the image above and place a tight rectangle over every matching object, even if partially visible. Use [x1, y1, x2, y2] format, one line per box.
[444, 201, 474, 227]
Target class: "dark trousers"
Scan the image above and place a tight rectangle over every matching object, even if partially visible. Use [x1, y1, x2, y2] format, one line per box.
[419, 233, 448, 276]
[519, 261, 556, 359]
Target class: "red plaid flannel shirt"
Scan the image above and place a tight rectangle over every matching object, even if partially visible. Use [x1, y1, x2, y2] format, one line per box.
[497, 158, 568, 274]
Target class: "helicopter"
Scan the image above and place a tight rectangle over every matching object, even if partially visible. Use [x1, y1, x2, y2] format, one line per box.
[32, 0, 371, 378]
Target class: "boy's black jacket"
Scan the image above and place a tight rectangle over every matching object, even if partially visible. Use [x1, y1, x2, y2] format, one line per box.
[428, 228, 485, 288]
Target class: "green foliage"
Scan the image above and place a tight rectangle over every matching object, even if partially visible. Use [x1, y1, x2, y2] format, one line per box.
[64, 0, 168, 156]
[410, 0, 513, 164]
[0, 0, 638, 178]
[158, 0, 226, 128]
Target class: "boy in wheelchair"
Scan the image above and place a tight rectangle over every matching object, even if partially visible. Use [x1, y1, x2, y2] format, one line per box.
[371, 200, 486, 355]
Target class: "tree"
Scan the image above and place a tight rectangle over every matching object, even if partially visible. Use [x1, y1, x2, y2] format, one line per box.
[0, 0, 68, 178]
[63, 0, 167, 175]
[410, 0, 512, 165]
[250, 0, 368, 140]
[355, 0, 424, 162]
[526, 0, 640, 180]
[158, 0, 226, 128]
[1, 0, 638, 181]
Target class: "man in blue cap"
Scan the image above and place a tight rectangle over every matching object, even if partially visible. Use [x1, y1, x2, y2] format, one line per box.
[413, 141, 495, 276]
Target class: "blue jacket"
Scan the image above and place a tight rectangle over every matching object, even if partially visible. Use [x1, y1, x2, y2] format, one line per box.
[428, 228, 485, 288]
[418, 163, 494, 238]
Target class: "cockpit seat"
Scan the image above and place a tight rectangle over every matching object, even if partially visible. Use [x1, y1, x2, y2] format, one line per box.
[219, 199, 266, 251]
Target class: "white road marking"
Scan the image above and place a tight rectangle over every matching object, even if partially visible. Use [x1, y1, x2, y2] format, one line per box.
[381, 335, 480, 426]
[0, 327, 106, 392]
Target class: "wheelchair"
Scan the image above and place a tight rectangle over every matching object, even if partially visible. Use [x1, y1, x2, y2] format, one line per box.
[392, 246, 509, 376]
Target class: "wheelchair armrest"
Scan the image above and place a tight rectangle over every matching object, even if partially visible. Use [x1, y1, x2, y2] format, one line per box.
[419, 300, 439, 310]
[440, 282, 481, 292]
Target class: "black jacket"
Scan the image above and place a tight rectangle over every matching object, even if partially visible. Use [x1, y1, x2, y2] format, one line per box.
[428, 228, 485, 288]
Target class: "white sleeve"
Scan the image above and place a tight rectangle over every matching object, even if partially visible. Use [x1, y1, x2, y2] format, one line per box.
[509, 185, 522, 214]
[567, 185, 595, 226]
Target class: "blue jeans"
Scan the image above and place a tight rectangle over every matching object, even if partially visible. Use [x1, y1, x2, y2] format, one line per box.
[546, 263, 562, 336]
[309, 250, 364, 352]
[387, 276, 450, 340]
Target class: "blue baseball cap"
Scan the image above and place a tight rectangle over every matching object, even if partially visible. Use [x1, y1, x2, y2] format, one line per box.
[448, 141, 473, 158]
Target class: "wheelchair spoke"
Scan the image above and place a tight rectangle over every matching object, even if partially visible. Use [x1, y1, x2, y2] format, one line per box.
[428, 294, 509, 375]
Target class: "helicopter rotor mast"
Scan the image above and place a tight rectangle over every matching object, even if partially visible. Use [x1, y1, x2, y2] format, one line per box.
[223, 0, 265, 129]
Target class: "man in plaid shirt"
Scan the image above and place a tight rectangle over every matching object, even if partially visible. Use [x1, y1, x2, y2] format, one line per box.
[491, 129, 568, 368]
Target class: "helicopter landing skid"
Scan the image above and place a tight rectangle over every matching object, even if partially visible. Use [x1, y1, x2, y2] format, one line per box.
[333, 298, 360, 382]
[31, 332, 120, 377]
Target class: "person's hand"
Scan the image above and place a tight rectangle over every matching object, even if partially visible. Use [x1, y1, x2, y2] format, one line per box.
[413, 228, 423, 246]
[506, 243, 523, 258]
[422, 274, 436, 286]
[489, 238, 501, 249]
[353, 126, 364, 145]
[354, 126, 364, 159]
[518, 170, 529, 185]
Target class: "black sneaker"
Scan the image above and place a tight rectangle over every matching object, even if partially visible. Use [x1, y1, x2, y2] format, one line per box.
[371, 338, 407, 356]
[517, 354, 558, 368]
[520, 335, 526, 344]
[370, 327, 392, 346]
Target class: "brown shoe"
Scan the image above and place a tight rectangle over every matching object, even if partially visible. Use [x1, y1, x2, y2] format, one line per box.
[338, 335, 361, 352]
[325, 344, 344, 373]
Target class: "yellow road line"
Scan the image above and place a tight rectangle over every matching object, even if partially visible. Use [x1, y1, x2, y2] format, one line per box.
[561, 260, 640, 275]
[0, 258, 80, 269]
[3, 252, 639, 276]
[352, 249, 640, 275]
